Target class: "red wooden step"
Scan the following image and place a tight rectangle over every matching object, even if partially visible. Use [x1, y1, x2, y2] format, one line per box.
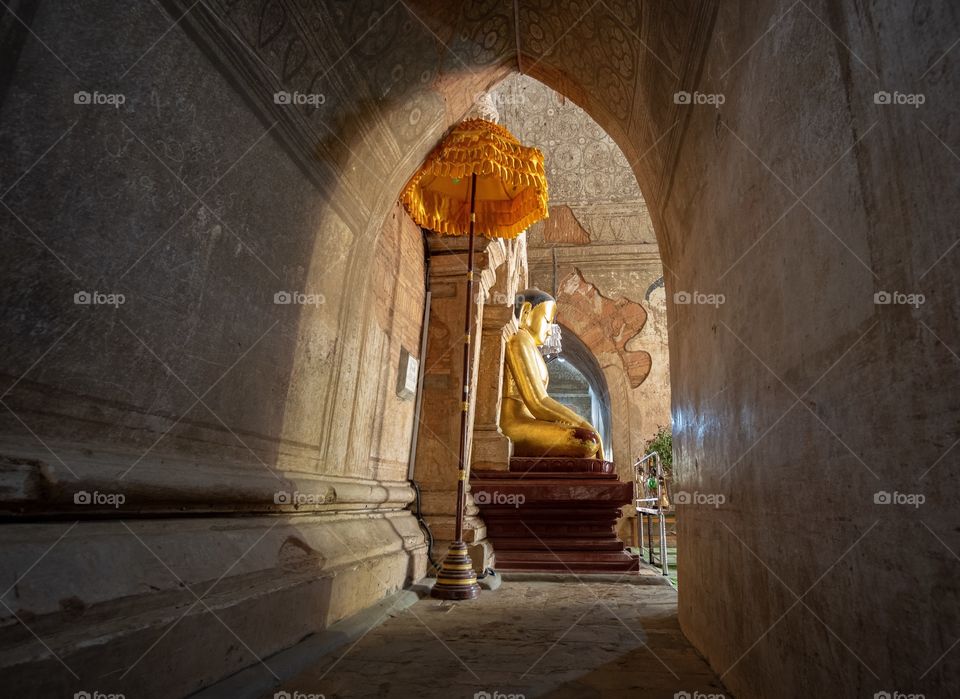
[494, 551, 640, 573]
[497, 560, 640, 573]
[470, 481, 634, 503]
[492, 537, 625, 551]
[472, 470, 618, 480]
[472, 456, 640, 575]
[509, 457, 615, 474]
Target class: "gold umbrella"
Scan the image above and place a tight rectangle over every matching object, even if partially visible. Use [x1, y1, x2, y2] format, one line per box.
[402, 118, 548, 600]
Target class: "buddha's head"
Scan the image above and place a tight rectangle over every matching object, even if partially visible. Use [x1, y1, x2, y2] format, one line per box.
[515, 288, 557, 346]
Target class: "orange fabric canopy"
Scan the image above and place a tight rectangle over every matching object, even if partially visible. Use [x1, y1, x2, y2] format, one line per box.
[401, 118, 549, 239]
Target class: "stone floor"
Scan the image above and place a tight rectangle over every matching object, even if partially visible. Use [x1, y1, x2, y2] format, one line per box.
[261, 578, 730, 699]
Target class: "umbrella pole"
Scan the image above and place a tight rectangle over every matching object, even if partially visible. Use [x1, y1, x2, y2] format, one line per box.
[456, 173, 478, 543]
[431, 174, 482, 600]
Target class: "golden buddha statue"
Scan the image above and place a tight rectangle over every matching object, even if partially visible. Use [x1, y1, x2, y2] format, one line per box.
[500, 289, 605, 460]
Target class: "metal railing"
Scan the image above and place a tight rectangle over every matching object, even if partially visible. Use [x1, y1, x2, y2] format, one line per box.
[634, 452, 670, 577]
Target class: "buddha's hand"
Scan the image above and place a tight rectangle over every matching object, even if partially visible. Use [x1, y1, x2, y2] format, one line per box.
[578, 422, 604, 460]
[569, 421, 602, 452]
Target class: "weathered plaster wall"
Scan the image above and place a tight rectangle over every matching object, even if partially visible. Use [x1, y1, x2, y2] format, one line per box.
[1, 3, 423, 492]
[666, 4, 960, 697]
[0, 4, 430, 696]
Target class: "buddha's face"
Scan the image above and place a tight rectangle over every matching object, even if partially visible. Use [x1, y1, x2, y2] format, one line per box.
[524, 300, 557, 346]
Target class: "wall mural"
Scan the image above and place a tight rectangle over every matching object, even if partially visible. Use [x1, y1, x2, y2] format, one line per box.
[557, 271, 652, 389]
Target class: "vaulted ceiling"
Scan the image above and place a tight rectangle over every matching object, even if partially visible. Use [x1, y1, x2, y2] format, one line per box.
[173, 0, 714, 244]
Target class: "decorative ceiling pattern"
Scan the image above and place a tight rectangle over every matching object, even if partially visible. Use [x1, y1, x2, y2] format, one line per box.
[174, 0, 713, 245]
[491, 74, 643, 206]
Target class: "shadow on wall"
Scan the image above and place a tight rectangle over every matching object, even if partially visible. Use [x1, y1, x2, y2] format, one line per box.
[0, 6, 455, 697]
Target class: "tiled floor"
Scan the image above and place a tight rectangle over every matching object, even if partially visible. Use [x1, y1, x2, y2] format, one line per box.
[262, 579, 730, 699]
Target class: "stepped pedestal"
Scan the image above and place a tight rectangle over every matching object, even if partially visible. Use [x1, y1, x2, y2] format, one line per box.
[471, 457, 640, 573]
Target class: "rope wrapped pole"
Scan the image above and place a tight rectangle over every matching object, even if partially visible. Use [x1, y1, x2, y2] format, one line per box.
[431, 174, 481, 600]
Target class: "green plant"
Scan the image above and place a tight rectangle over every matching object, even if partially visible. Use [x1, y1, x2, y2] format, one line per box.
[644, 426, 673, 478]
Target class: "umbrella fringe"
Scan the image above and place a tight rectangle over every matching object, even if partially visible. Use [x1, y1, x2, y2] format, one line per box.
[400, 118, 549, 239]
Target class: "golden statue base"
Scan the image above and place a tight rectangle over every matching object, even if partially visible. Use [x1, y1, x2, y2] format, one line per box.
[430, 540, 481, 600]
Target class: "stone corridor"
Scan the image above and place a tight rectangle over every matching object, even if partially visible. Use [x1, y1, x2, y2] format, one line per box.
[239, 578, 727, 699]
[2, 1, 958, 697]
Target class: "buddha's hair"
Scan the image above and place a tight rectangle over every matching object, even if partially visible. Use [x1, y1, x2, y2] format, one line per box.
[514, 288, 555, 319]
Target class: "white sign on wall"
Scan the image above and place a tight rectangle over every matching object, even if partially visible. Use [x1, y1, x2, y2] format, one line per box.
[396, 348, 419, 401]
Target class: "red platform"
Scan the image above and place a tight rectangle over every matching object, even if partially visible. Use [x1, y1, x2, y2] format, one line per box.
[472, 457, 640, 573]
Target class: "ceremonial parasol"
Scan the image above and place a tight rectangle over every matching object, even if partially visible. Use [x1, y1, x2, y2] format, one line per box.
[402, 117, 548, 599]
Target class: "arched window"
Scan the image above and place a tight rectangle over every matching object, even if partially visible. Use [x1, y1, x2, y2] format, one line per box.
[546, 324, 613, 461]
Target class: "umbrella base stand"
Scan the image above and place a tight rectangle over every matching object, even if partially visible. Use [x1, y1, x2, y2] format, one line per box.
[430, 540, 481, 600]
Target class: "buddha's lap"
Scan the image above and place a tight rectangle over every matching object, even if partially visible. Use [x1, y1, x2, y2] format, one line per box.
[504, 418, 597, 443]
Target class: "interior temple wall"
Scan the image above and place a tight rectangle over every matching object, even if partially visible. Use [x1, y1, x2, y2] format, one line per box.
[0, 4, 436, 695]
[1, 1, 958, 697]
[667, 3, 960, 696]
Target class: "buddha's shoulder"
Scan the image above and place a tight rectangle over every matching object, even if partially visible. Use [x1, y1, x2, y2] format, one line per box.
[507, 329, 536, 348]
